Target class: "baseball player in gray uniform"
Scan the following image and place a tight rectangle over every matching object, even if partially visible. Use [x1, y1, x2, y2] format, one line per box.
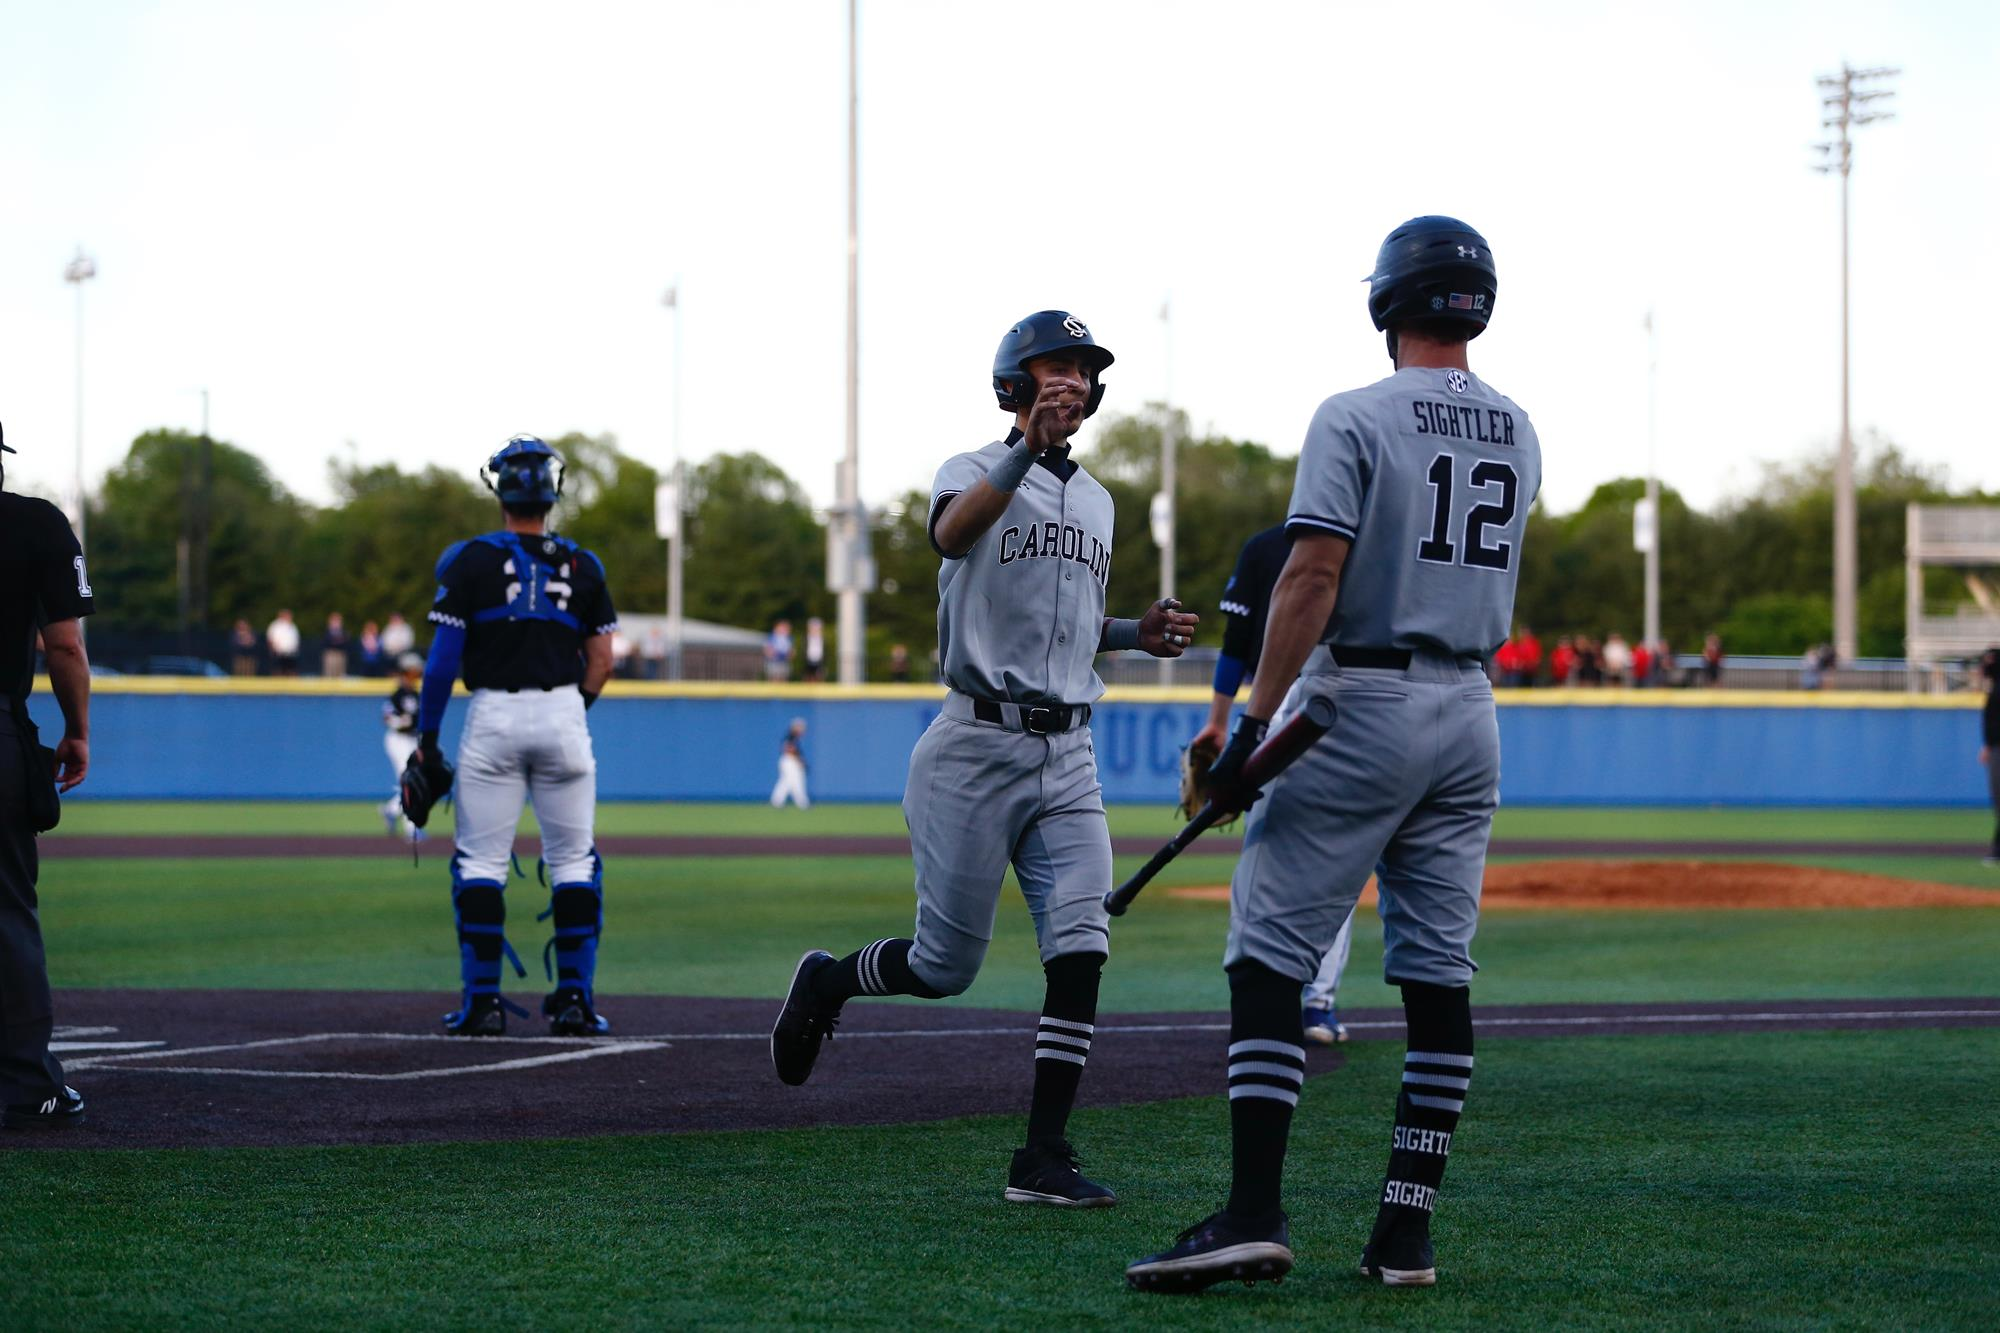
[1128, 217, 1540, 1293]
[772, 309, 1198, 1207]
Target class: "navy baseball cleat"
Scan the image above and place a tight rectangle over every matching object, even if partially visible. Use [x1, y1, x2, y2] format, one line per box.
[1126, 1209, 1293, 1292]
[1302, 1006, 1348, 1044]
[442, 994, 508, 1037]
[1004, 1139, 1116, 1207]
[1359, 1220, 1438, 1286]
[544, 988, 610, 1036]
[3, 1084, 86, 1131]
[770, 949, 840, 1086]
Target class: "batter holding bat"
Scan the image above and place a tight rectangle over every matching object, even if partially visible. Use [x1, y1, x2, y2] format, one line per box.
[1127, 217, 1542, 1293]
[770, 310, 1195, 1208]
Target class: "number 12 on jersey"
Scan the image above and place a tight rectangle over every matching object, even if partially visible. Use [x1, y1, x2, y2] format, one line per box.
[1417, 452, 1518, 572]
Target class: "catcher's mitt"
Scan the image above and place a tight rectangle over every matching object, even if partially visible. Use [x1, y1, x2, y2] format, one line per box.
[1178, 737, 1241, 827]
[400, 746, 455, 830]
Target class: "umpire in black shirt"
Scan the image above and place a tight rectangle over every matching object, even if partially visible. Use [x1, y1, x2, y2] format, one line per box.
[0, 424, 94, 1131]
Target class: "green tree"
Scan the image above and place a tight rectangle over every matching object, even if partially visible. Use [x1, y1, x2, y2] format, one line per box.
[548, 432, 666, 617]
[681, 452, 828, 634]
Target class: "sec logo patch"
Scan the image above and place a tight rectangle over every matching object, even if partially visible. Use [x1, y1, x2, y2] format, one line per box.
[1446, 370, 1469, 394]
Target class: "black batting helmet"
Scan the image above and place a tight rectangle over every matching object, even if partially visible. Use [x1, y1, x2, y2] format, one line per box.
[992, 311, 1115, 418]
[1367, 216, 1498, 341]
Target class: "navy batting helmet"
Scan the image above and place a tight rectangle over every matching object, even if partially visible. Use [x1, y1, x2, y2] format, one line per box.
[1367, 216, 1497, 343]
[481, 434, 565, 508]
[991, 311, 1115, 418]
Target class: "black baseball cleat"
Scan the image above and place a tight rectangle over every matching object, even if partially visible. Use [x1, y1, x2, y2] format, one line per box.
[442, 994, 507, 1037]
[544, 988, 611, 1036]
[1359, 1220, 1438, 1287]
[3, 1084, 86, 1131]
[1004, 1139, 1117, 1207]
[770, 949, 840, 1086]
[1126, 1209, 1293, 1292]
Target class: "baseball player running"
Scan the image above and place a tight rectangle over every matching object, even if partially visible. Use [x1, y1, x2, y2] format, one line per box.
[380, 653, 426, 839]
[1128, 217, 1540, 1293]
[1192, 524, 1353, 1045]
[409, 436, 619, 1038]
[771, 310, 1198, 1207]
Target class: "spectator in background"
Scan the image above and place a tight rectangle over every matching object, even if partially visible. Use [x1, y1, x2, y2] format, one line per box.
[1514, 624, 1543, 686]
[1800, 644, 1825, 690]
[889, 642, 911, 683]
[1631, 639, 1653, 687]
[322, 612, 350, 679]
[1550, 635, 1576, 687]
[230, 619, 259, 677]
[1654, 639, 1678, 688]
[1576, 636, 1603, 686]
[642, 624, 668, 681]
[1602, 631, 1632, 686]
[1702, 633, 1724, 686]
[266, 609, 301, 677]
[803, 617, 827, 682]
[380, 612, 416, 661]
[610, 627, 636, 678]
[765, 619, 793, 682]
[357, 620, 384, 676]
[1493, 634, 1520, 686]
[1978, 646, 1998, 866]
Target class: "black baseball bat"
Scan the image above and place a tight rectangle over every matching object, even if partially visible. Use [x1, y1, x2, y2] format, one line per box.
[1103, 693, 1337, 917]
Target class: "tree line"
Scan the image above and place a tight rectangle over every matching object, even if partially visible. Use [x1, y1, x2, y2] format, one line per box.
[76, 414, 1991, 673]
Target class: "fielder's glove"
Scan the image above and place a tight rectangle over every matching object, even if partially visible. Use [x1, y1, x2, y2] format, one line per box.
[1179, 736, 1242, 827]
[1204, 714, 1269, 816]
[400, 741, 455, 830]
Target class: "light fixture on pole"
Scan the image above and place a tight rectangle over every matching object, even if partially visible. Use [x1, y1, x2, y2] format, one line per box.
[1813, 62, 1897, 665]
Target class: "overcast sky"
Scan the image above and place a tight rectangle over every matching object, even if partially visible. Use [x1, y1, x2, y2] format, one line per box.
[3, 0, 1994, 526]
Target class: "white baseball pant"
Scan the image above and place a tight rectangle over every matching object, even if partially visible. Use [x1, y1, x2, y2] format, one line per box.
[451, 686, 597, 885]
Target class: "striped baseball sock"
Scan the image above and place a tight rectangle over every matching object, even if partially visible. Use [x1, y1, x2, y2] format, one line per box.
[1224, 960, 1307, 1220]
[1025, 951, 1104, 1144]
[809, 937, 946, 1005]
[1369, 980, 1474, 1244]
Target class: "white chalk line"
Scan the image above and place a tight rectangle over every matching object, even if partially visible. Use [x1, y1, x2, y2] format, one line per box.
[71, 1042, 669, 1081]
[59, 1006, 2000, 1079]
[49, 1040, 167, 1053]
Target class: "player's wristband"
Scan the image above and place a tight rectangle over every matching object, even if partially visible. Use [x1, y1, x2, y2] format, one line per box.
[1100, 618, 1142, 652]
[581, 688, 599, 710]
[419, 731, 440, 754]
[1213, 652, 1247, 698]
[984, 438, 1036, 493]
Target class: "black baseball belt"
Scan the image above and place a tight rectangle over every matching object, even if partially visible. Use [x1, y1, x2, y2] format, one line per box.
[951, 693, 1090, 735]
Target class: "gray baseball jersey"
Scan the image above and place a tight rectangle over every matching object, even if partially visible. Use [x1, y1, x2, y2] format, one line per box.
[899, 431, 1118, 995]
[931, 432, 1115, 706]
[1288, 367, 1540, 655]
[1226, 365, 1541, 989]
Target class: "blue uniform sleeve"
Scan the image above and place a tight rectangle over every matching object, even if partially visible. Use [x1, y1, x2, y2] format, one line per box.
[1287, 395, 1366, 542]
[418, 622, 465, 734]
[1212, 651, 1247, 698]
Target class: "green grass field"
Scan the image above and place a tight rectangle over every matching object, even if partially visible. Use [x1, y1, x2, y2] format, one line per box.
[7, 803, 2000, 1329]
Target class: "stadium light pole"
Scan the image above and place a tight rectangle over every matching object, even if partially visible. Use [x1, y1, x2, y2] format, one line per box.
[1813, 63, 1897, 665]
[831, 0, 868, 685]
[662, 283, 686, 680]
[1153, 299, 1177, 687]
[1642, 311, 1660, 653]
[63, 248, 96, 557]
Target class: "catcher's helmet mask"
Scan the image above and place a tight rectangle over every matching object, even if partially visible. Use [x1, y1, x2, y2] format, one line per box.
[992, 310, 1116, 419]
[481, 434, 566, 511]
[1366, 215, 1497, 361]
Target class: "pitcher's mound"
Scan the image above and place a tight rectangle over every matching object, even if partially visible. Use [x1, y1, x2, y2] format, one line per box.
[1168, 861, 2000, 910]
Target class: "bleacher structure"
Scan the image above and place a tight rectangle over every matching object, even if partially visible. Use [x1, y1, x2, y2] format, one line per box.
[1905, 503, 2000, 689]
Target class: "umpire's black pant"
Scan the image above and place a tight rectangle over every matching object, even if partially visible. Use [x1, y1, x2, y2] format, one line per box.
[0, 708, 65, 1105]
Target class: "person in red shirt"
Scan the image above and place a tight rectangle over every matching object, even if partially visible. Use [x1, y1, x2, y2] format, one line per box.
[1493, 636, 1520, 685]
[1550, 635, 1576, 687]
[1631, 641, 1652, 687]
[1515, 626, 1543, 687]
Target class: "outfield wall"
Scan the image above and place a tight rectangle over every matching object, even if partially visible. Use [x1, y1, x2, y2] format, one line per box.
[27, 679, 1989, 806]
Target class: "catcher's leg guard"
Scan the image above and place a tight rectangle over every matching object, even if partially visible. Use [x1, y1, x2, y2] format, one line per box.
[447, 855, 526, 1028]
[540, 848, 604, 1002]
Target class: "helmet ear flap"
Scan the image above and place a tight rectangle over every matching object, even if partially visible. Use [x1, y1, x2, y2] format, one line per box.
[1083, 377, 1106, 418]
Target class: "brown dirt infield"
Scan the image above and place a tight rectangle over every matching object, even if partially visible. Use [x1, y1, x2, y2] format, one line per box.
[1167, 860, 2000, 910]
[11, 989, 1998, 1151]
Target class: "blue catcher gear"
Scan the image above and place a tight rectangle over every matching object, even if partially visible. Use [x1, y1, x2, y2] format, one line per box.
[444, 852, 528, 1034]
[539, 850, 606, 1032]
[481, 434, 566, 508]
[991, 311, 1115, 418]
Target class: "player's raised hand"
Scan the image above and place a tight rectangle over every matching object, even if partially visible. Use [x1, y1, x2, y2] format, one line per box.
[1139, 598, 1200, 658]
[1024, 375, 1087, 452]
